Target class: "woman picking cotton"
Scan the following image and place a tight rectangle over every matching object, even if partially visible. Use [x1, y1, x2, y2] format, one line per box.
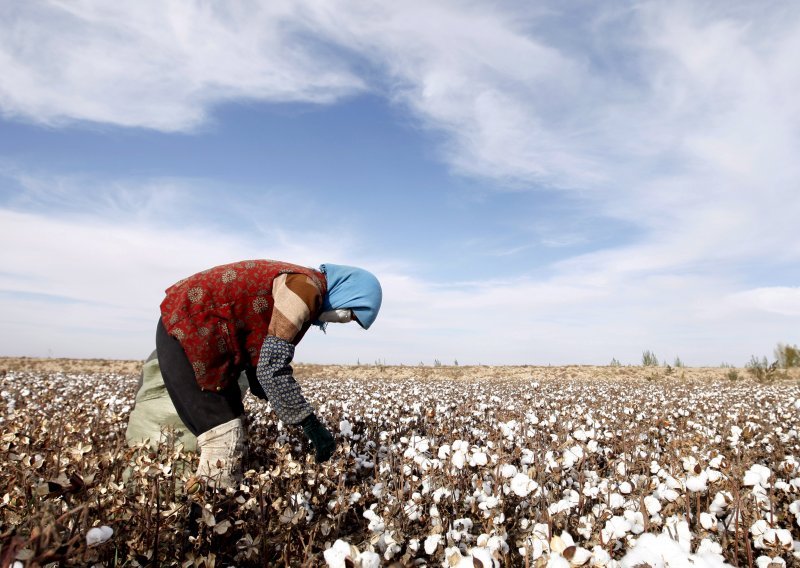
[155, 260, 381, 488]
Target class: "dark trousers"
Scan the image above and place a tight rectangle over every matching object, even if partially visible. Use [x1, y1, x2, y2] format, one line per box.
[156, 319, 244, 436]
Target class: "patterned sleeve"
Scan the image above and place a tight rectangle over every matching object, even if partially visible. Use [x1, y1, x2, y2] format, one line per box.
[268, 273, 323, 342]
[255, 335, 314, 425]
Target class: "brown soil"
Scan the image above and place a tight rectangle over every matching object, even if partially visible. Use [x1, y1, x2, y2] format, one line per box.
[0, 356, 145, 375]
[2, 356, 796, 383]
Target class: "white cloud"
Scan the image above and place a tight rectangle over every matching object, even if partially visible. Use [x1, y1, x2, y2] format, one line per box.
[727, 287, 800, 317]
[0, 1, 364, 130]
[0, 198, 357, 358]
[1, 2, 798, 363]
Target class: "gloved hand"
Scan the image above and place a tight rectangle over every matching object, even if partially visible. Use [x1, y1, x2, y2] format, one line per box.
[300, 414, 336, 463]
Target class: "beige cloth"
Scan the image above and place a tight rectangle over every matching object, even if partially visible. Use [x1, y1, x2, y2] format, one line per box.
[196, 417, 247, 488]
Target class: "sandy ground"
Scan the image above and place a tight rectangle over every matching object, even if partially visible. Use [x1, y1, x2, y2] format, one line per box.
[3, 356, 796, 383]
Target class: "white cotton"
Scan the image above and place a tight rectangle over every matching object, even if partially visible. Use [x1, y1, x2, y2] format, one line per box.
[546, 556, 570, 568]
[620, 532, 735, 568]
[644, 495, 662, 515]
[86, 526, 113, 546]
[608, 493, 625, 509]
[359, 551, 381, 568]
[763, 528, 792, 549]
[755, 557, 786, 568]
[571, 547, 593, 566]
[510, 472, 538, 497]
[424, 534, 441, 555]
[471, 450, 489, 467]
[363, 508, 385, 532]
[700, 512, 718, 531]
[323, 540, 355, 568]
[661, 488, 680, 502]
[683, 456, 700, 472]
[501, 463, 518, 478]
[744, 464, 772, 487]
[696, 538, 725, 558]
[339, 420, 353, 438]
[592, 546, 611, 566]
[686, 470, 709, 492]
[602, 516, 631, 541]
[709, 492, 732, 514]
[663, 518, 692, 552]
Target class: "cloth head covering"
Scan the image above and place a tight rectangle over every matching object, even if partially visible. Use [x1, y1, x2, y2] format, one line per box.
[319, 264, 382, 329]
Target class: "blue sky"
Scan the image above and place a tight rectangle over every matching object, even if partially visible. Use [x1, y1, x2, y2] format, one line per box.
[1, 1, 798, 365]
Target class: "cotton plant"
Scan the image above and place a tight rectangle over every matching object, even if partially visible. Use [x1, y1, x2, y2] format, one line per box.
[323, 540, 380, 568]
[619, 532, 734, 567]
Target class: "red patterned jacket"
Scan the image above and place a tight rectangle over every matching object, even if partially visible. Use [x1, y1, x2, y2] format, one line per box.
[160, 260, 327, 391]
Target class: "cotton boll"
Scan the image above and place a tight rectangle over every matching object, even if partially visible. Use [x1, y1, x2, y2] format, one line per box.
[751, 519, 769, 548]
[424, 534, 442, 555]
[547, 556, 570, 568]
[607, 493, 625, 509]
[644, 495, 662, 515]
[744, 464, 772, 488]
[683, 456, 700, 472]
[709, 492, 732, 515]
[511, 472, 539, 497]
[619, 533, 669, 568]
[323, 540, 357, 568]
[472, 547, 501, 568]
[568, 546, 593, 566]
[471, 450, 489, 467]
[86, 525, 113, 546]
[601, 516, 631, 541]
[339, 420, 353, 438]
[755, 556, 786, 568]
[700, 512, 718, 531]
[359, 551, 381, 568]
[762, 528, 793, 550]
[500, 463, 518, 478]
[487, 535, 509, 555]
[592, 546, 612, 566]
[686, 470, 709, 492]
[623, 511, 645, 535]
[660, 488, 680, 502]
[696, 538, 724, 556]
[662, 517, 692, 552]
[363, 508, 385, 532]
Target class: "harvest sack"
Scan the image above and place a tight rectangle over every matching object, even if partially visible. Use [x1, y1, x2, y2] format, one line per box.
[125, 351, 248, 452]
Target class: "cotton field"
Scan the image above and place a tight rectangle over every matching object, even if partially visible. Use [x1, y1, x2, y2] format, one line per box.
[1, 363, 800, 567]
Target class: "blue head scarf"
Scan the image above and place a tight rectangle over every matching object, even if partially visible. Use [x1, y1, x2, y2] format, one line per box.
[319, 264, 382, 329]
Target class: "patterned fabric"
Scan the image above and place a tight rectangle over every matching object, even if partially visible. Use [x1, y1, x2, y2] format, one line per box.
[160, 260, 326, 391]
[255, 336, 314, 424]
[269, 273, 322, 340]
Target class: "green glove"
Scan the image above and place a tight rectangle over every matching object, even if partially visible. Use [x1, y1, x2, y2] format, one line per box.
[300, 414, 336, 463]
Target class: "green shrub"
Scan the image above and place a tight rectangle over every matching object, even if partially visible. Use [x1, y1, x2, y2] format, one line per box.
[775, 343, 800, 369]
[642, 350, 659, 367]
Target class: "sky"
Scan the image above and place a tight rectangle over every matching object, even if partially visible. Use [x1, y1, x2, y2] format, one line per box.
[1, 1, 798, 366]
